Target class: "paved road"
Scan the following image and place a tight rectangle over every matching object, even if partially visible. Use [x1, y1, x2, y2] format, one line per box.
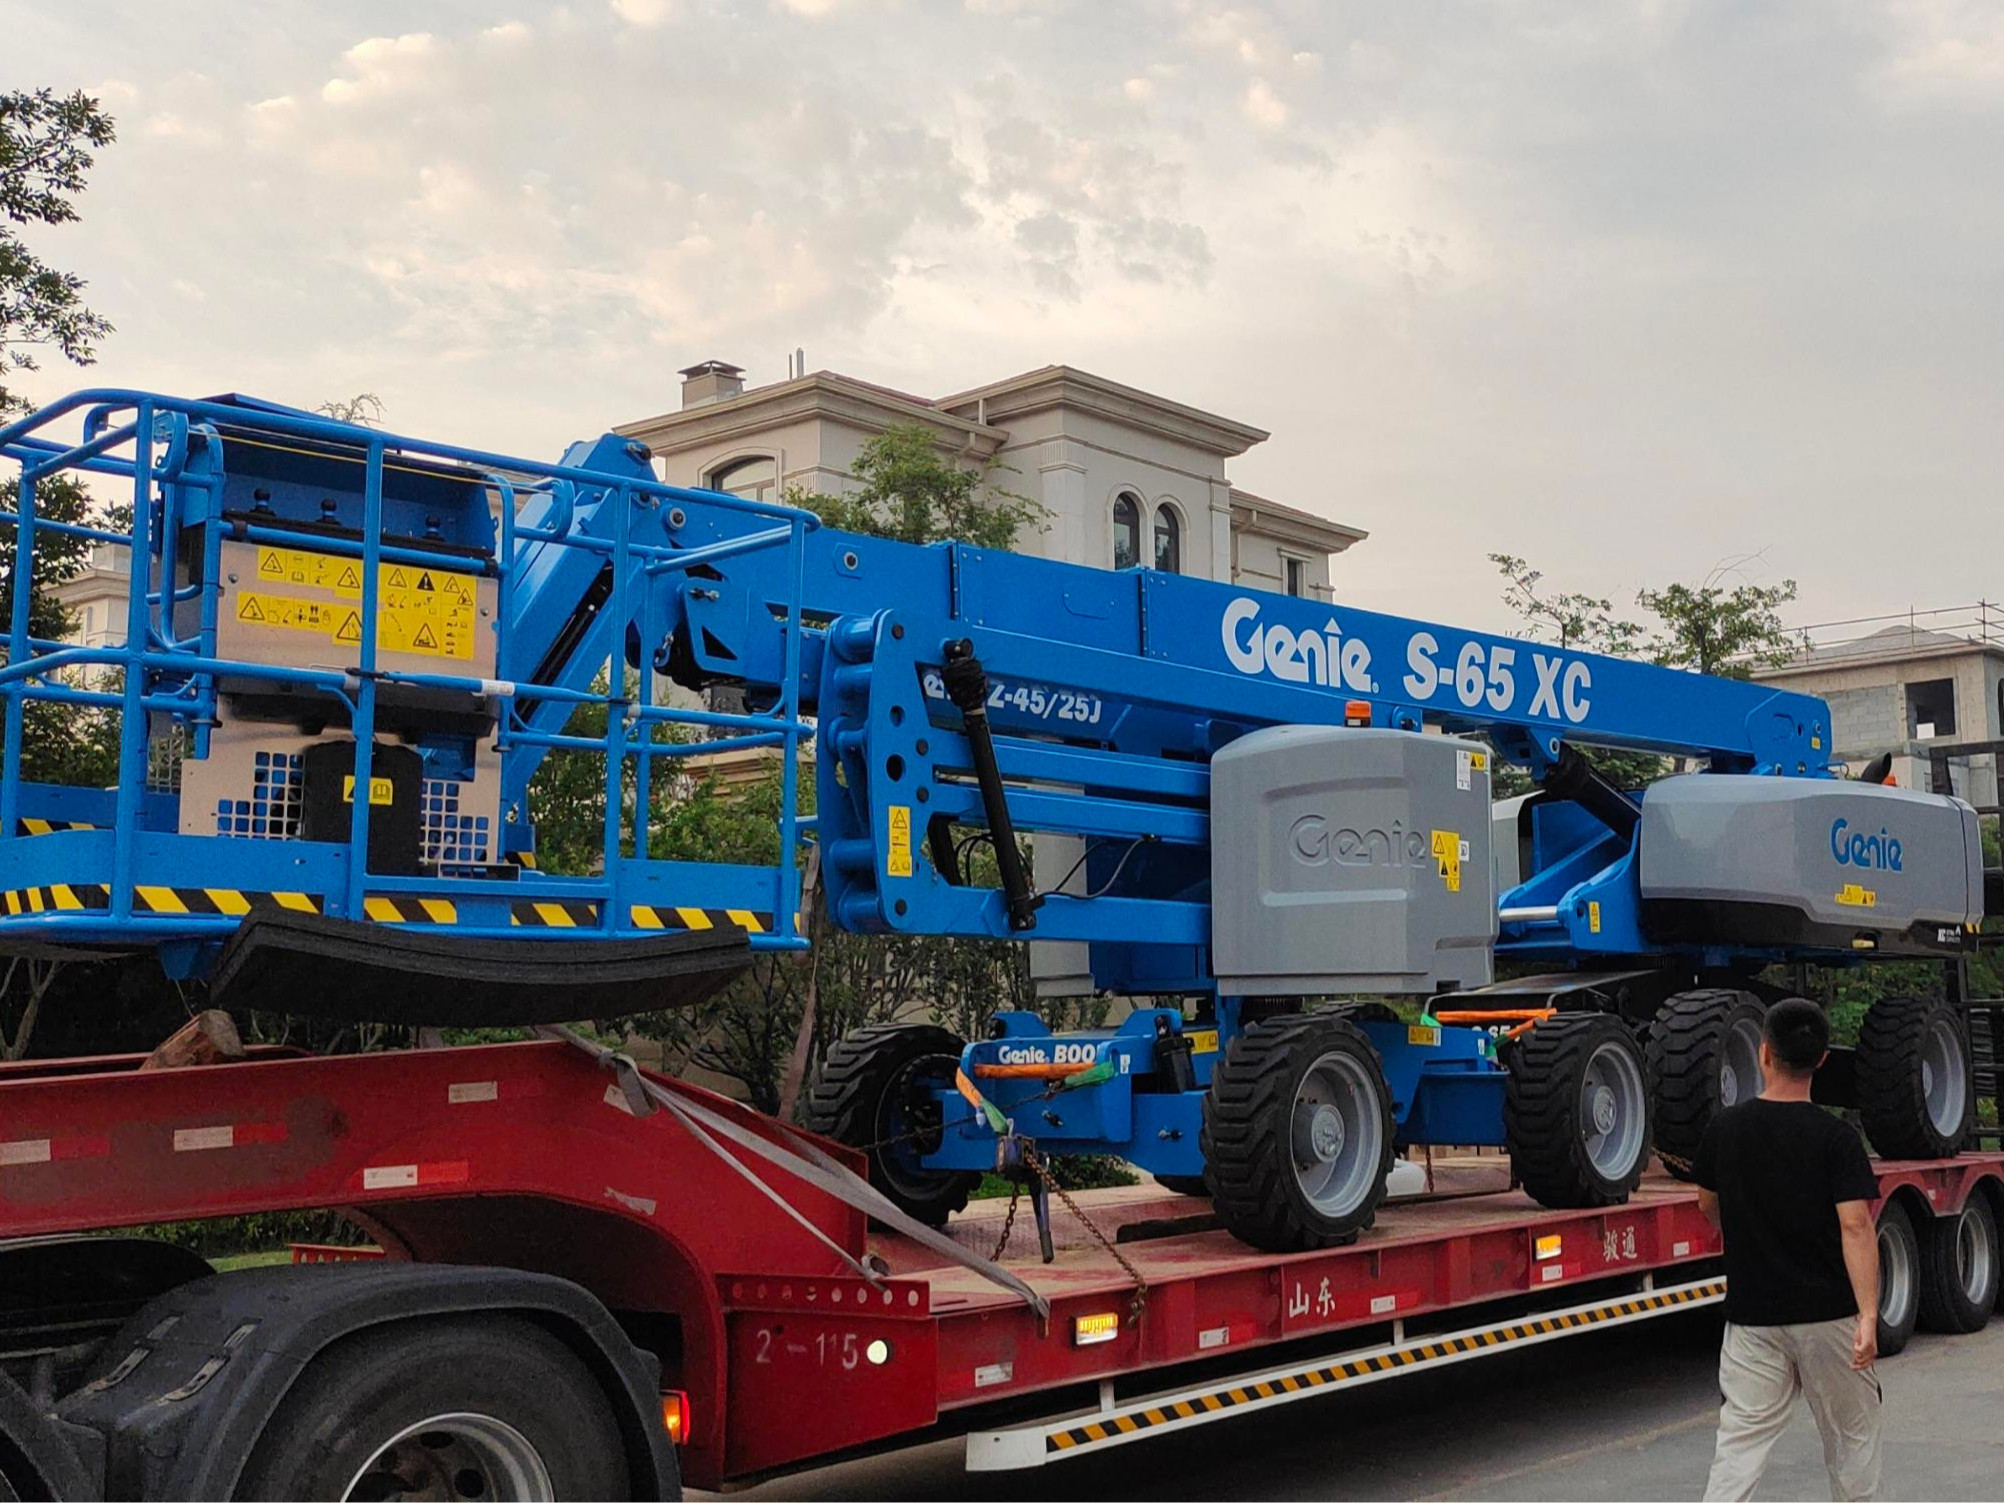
[711, 1311, 2004, 1501]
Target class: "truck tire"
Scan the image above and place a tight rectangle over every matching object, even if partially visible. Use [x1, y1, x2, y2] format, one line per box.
[235, 1315, 633, 1501]
[1858, 996, 1973, 1159]
[1916, 1196, 2000, 1335]
[1645, 989, 1764, 1180]
[1201, 1014, 1394, 1252]
[1876, 1200, 1921, 1356]
[1506, 1013, 1651, 1209]
[798, 1024, 980, 1226]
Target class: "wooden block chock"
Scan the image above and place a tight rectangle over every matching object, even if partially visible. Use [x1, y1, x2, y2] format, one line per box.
[140, 1009, 246, 1071]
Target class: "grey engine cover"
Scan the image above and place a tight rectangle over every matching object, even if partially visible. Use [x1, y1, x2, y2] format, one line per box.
[1210, 726, 1496, 996]
[1638, 775, 1981, 952]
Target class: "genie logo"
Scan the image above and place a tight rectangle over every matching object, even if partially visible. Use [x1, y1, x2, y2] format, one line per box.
[1222, 597, 1375, 694]
[1291, 814, 1429, 868]
[1831, 818, 1902, 872]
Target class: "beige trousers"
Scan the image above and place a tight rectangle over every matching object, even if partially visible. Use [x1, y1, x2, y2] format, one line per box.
[1704, 1317, 1883, 1502]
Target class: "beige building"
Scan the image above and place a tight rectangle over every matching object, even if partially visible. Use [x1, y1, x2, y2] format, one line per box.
[618, 360, 1365, 591]
[46, 542, 131, 686]
[1754, 612, 2004, 807]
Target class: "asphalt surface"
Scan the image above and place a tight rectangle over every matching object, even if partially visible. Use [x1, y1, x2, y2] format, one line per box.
[711, 1310, 2004, 1501]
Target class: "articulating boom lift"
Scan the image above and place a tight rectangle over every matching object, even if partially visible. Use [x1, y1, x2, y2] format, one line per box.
[0, 391, 1986, 1254]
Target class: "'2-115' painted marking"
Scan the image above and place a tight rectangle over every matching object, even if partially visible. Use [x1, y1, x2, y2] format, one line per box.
[753, 1327, 861, 1369]
[1401, 635, 1592, 724]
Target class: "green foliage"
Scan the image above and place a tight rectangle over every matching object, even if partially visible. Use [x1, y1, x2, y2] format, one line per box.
[971, 1155, 1139, 1201]
[315, 393, 384, 426]
[798, 424, 1047, 550]
[1637, 567, 1798, 679]
[1, 89, 116, 398]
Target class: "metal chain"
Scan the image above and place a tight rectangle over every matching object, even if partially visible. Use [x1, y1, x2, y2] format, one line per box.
[1657, 1148, 1697, 1176]
[1020, 1141, 1150, 1324]
[990, 1179, 1022, 1263]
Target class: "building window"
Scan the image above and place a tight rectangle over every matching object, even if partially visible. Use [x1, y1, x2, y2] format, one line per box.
[1907, 678, 1956, 739]
[1285, 557, 1307, 598]
[1153, 504, 1181, 574]
[707, 455, 777, 504]
[1112, 491, 1141, 570]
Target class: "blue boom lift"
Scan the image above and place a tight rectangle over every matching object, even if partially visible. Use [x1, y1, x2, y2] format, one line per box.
[1, 390, 1986, 1253]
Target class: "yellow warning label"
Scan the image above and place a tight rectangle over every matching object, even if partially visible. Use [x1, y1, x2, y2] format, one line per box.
[1835, 884, 1877, 908]
[342, 775, 395, 806]
[1470, 751, 1488, 772]
[1184, 1029, 1220, 1055]
[1588, 900, 1602, 934]
[1408, 1024, 1441, 1047]
[236, 591, 335, 633]
[1430, 829, 1461, 892]
[887, 805, 913, 878]
[247, 550, 479, 659]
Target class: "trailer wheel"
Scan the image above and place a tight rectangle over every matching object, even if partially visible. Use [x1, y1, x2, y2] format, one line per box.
[798, 1024, 980, 1226]
[1877, 1200, 1921, 1356]
[1645, 989, 1764, 1180]
[1916, 1195, 2000, 1335]
[235, 1315, 632, 1501]
[1858, 996, 1973, 1159]
[1202, 1014, 1394, 1252]
[1505, 1013, 1651, 1209]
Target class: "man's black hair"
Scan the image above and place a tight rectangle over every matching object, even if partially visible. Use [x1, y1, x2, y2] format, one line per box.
[1762, 997, 1829, 1074]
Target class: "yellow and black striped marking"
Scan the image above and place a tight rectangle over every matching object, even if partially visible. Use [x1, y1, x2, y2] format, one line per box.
[14, 818, 97, 836]
[627, 904, 778, 935]
[511, 899, 600, 929]
[1044, 1281, 1725, 1455]
[0, 885, 325, 918]
[362, 895, 458, 925]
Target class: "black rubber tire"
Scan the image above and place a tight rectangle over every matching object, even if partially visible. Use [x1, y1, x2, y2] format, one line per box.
[1201, 1014, 1395, 1252]
[1645, 989, 1766, 1180]
[1876, 1199, 1921, 1357]
[1153, 1174, 1211, 1197]
[235, 1315, 633, 1501]
[1505, 1013, 1652, 1210]
[1858, 996, 1974, 1159]
[798, 1023, 980, 1226]
[1916, 1195, 2001, 1335]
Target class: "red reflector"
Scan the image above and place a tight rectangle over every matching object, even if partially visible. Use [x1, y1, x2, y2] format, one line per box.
[661, 1390, 690, 1445]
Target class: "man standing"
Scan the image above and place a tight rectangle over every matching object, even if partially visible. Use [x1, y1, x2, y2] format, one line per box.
[1696, 997, 1883, 1502]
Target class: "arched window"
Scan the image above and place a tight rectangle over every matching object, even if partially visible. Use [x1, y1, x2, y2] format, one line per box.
[1153, 503, 1181, 574]
[708, 455, 777, 503]
[1112, 491, 1141, 570]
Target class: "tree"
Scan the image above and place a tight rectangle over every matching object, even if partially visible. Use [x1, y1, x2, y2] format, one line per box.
[316, 393, 383, 426]
[801, 424, 1046, 549]
[1638, 560, 1798, 679]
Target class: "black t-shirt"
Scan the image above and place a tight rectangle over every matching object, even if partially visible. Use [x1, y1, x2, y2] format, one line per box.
[1694, 1097, 1881, 1326]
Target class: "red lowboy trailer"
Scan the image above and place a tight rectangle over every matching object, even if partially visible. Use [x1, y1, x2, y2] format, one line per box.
[3, 1037, 1998, 1498]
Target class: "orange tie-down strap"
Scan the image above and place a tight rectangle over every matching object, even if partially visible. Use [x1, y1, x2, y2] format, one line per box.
[971, 1061, 1097, 1081]
[1431, 1007, 1557, 1040]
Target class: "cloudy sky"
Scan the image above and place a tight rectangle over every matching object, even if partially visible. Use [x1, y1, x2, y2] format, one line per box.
[11, 0, 2003, 634]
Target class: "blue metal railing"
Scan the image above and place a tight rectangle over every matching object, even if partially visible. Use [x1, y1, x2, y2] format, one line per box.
[0, 389, 817, 953]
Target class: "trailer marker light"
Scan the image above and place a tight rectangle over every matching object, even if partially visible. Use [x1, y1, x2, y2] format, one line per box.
[661, 1391, 690, 1445]
[1534, 1233, 1563, 1261]
[866, 1338, 892, 1366]
[1344, 700, 1371, 726]
[1074, 1311, 1121, 1346]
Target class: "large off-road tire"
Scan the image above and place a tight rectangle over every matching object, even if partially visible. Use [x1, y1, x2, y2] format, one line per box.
[1201, 1013, 1394, 1252]
[1876, 1199, 1921, 1357]
[1858, 996, 1974, 1159]
[1645, 989, 1765, 1179]
[1917, 1195, 2001, 1335]
[235, 1315, 635, 1500]
[1506, 1013, 1652, 1209]
[798, 1023, 981, 1226]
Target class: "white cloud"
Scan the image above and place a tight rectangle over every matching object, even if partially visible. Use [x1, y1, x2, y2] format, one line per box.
[321, 33, 437, 103]
[484, 20, 533, 43]
[1877, 0, 2004, 103]
[777, 0, 840, 14]
[1122, 76, 1153, 101]
[1241, 77, 1287, 128]
[608, 0, 670, 26]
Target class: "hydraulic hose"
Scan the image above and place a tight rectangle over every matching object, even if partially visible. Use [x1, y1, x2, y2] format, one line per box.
[940, 639, 1042, 932]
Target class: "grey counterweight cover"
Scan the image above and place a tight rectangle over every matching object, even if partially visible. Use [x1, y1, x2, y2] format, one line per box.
[1638, 775, 1981, 950]
[1210, 725, 1496, 996]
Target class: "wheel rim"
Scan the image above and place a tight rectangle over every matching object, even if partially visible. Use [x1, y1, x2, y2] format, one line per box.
[1581, 1040, 1647, 1180]
[1923, 1017, 1968, 1137]
[1289, 1048, 1384, 1219]
[1956, 1206, 1996, 1305]
[343, 1413, 553, 1502]
[877, 1055, 957, 1201]
[1720, 1015, 1764, 1108]
[1878, 1219, 1914, 1327]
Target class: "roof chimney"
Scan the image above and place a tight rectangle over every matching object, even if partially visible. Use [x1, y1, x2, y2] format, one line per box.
[678, 359, 746, 410]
